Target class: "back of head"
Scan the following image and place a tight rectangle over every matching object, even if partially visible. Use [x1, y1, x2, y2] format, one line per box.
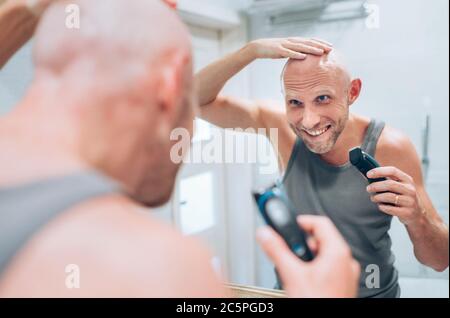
[34, 0, 191, 81]
[29, 0, 195, 207]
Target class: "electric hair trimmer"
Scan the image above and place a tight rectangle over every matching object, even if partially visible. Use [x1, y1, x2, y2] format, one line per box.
[253, 184, 314, 262]
[349, 147, 387, 184]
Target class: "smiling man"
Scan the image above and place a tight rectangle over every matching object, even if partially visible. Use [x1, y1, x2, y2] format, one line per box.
[196, 38, 449, 298]
[282, 51, 352, 154]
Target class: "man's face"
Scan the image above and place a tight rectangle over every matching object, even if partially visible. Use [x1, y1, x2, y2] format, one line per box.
[283, 58, 351, 154]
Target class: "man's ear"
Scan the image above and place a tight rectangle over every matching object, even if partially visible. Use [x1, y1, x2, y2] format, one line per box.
[348, 78, 362, 106]
[155, 52, 189, 140]
[156, 52, 189, 119]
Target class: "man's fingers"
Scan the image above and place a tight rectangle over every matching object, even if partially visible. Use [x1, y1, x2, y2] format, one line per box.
[367, 166, 413, 183]
[377, 204, 409, 218]
[163, 0, 177, 9]
[311, 38, 334, 48]
[287, 38, 332, 52]
[279, 48, 307, 59]
[290, 38, 332, 52]
[256, 226, 303, 274]
[306, 236, 319, 254]
[367, 179, 414, 196]
[304, 39, 333, 52]
[297, 215, 318, 234]
[370, 192, 414, 207]
[311, 38, 333, 53]
[283, 42, 324, 55]
[297, 215, 349, 253]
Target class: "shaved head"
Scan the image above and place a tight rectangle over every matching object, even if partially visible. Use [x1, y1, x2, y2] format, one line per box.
[282, 50, 351, 94]
[282, 50, 362, 154]
[34, 0, 190, 84]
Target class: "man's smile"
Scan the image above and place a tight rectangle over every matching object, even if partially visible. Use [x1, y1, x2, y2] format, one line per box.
[300, 124, 332, 139]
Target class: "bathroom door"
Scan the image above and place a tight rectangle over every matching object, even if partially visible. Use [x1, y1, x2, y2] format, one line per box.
[171, 25, 229, 278]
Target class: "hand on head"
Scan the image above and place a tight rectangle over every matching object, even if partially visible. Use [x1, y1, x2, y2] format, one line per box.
[249, 37, 333, 60]
[15, 0, 59, 16]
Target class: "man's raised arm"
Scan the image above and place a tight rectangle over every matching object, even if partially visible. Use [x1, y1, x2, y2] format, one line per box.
[195, 38, 333, 131]
[0, 0, 57, 69]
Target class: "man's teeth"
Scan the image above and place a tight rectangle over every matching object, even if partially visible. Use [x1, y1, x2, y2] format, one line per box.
[304, 126, 330, 136]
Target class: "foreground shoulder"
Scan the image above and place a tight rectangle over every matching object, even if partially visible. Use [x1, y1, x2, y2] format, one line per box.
[0, 195, 227, 297]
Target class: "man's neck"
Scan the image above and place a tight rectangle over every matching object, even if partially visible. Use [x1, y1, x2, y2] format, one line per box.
[0, 113, 90, 188]
[319, 114, 370, 166]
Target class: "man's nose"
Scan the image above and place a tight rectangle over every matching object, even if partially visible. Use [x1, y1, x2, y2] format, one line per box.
[301, 107, 321, 130]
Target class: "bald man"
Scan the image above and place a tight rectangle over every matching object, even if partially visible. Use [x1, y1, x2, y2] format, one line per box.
[0, 0, 226, 297]
[0, 1, 360, 298]
[196, 38, 449, 298]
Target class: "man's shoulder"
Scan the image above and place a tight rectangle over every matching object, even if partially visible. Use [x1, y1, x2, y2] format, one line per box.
[376, 124, 416, 159]
[0, 195, 226, 297]
[42, 194, 185, 250]
[375, 124, 422, 180]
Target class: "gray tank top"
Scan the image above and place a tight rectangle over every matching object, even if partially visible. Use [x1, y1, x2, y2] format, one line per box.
[282, 119, 400, 298]
[0, 171, 120, 276]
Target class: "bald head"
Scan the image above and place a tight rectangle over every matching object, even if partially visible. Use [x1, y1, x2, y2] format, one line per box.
[34, 0, 191, 81]
[283, 50, 351, 93]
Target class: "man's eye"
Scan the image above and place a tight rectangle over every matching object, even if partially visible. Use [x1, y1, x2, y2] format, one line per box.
[289, 99, 303, 107]
[316, 95, 331, 103]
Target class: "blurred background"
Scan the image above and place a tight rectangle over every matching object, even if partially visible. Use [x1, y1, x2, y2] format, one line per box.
[1, 0, 448, 297]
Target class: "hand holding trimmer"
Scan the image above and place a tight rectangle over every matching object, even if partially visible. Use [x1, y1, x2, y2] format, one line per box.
[253, 184, 314, 262]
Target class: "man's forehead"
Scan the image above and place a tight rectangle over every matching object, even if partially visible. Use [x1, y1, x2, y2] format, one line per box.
[284, 57, 340, 78]
[283, 69, 340, 95]
[282, 54, 350, 95]
[284, 49, 350, 75]
[285, 85, 337, 98]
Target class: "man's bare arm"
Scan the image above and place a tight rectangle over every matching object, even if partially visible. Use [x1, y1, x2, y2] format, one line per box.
[371, 127, 449, 271]
[0, 0, 56, 69]
[202, 96, 297, 171]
